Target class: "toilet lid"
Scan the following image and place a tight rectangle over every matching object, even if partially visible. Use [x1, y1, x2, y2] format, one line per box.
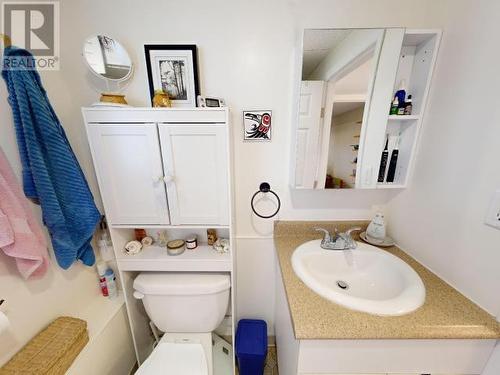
[135, 342, 208, 375]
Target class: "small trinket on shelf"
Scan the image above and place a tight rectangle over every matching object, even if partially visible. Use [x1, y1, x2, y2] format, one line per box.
[100, 93, 128, 105]
[141, 236, 153, 247]
[213, 238, 230, 254]
[124, 240, 142, 255]
[152, 89, 172, 108]
[167, 239, 185, 256]
[134, 228, 147, 241]
[207, 229, 217, 246]
[156, 230, 168, 247]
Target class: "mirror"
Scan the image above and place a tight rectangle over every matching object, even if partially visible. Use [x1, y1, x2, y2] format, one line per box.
[83, 35, 133, 81]
[294, 28, 384, 189]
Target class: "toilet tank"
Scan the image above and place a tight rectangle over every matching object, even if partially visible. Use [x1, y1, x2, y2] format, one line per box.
[133, 273, 230, 333]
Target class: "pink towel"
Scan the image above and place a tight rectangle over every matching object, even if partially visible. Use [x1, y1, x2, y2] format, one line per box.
[0, 148, 49, 278]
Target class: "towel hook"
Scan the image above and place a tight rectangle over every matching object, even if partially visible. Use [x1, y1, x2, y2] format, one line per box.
[251, 182, 281, 219]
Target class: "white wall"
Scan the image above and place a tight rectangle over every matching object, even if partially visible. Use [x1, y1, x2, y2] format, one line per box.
[0, 0, 449, 350]
[386, 0, 500, 316]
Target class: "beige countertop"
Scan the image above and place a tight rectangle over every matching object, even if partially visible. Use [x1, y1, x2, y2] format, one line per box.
[274, 220, 500, 340]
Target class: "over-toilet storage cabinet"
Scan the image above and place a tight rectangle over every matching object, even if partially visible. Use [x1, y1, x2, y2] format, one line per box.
[85, 118, 229, 226]
[82, 107, 235, 370]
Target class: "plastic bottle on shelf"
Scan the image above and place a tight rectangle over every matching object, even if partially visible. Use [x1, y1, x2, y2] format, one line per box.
[97, 262, 108, 297]
[105, 268, 118, 299]
[98, 237, 114, 262]
[390, 96, 399, 115]
[404, 95, 413, 115]
[98, 218, 114, 261]
[395, 79, 406, 106]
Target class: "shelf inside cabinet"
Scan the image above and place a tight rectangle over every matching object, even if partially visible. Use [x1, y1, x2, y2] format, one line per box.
[388, 115, 419, 121]
[377, 183, 406, 189]
[117, 244, 231, 272]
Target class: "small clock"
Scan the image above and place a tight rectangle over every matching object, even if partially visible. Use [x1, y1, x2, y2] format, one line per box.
[197, 95, 226, 108]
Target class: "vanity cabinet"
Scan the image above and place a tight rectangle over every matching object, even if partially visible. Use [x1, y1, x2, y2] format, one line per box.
[83, 109, 230, 226]
[87, 123, 170, 225]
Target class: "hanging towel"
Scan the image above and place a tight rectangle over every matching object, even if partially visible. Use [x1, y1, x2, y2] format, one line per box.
[0, 147, 49, 278]
[2, 46, 100, 269]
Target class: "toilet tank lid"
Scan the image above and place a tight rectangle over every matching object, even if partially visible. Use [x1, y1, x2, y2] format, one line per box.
[133, 273, 231, 295]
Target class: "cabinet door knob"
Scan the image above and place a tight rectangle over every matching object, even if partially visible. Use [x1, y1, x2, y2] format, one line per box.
[153, 176, 164, 183]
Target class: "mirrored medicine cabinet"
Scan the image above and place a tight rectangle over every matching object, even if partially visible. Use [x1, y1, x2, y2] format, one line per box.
[292, 28, 441, 190]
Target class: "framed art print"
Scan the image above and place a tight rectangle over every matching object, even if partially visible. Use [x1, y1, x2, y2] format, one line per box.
[144, 44, 199, 107]
[243, 110, 272, 141]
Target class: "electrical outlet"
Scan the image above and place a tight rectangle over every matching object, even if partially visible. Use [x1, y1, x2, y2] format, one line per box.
[485, 189, 500, 230]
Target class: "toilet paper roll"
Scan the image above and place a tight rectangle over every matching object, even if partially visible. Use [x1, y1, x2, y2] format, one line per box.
[0, 311, 10, 335]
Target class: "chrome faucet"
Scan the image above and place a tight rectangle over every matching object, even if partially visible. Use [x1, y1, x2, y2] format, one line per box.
[315, 226, 362, 250]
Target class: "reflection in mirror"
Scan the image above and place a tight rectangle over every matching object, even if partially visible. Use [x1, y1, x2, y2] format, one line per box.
[83, 35, 132, 81]
[295, 29, 383, 189]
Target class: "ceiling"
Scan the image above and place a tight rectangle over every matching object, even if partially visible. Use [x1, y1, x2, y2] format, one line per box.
[334, 58, 373, 96]
[302, 29, 351, 78]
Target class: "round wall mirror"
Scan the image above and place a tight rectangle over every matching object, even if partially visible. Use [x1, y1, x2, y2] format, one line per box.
[83, 35, 133, 81]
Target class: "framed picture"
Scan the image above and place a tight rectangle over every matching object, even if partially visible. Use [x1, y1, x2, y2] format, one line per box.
[144, 45, 199, 107]
[243, 111, 272, 141]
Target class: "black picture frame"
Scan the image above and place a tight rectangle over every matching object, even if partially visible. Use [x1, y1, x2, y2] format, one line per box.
[144, 44, 200, 107]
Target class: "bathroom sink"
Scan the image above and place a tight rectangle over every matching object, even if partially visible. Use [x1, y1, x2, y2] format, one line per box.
[291, 240, 425, 316]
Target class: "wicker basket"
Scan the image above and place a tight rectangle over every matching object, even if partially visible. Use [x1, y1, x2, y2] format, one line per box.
[0, 316, 88, 375]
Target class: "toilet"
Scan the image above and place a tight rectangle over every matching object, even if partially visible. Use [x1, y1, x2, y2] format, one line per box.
[132, 272, 231, 375]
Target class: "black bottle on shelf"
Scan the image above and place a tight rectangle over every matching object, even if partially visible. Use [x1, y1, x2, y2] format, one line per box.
[386, 135, 400, 183]
[377, 137, 389, 182]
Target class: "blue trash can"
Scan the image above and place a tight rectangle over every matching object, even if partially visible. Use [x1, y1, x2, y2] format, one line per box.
[236, 319, 268, 375]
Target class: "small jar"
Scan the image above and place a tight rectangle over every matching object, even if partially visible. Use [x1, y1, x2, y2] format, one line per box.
[166, 239, 185, 256]
[185, 236, 198, 250]
[134, 228, 147, 241]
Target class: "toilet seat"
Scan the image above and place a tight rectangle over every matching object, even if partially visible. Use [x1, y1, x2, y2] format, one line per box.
[135, 339, 208, 375]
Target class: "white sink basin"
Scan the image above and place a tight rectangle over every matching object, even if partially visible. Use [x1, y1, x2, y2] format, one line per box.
[291, 239, 425, 316]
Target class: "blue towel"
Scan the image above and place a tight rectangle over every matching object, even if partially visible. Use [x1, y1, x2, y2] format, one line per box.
[2, 47, 100, 269]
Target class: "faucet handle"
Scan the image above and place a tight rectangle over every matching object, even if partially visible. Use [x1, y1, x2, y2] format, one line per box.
[345, 226, 362, 237]
[314, 227, 331, 242]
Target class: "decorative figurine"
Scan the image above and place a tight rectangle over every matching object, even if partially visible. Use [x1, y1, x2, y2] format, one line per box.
[207, 229, 217, 246]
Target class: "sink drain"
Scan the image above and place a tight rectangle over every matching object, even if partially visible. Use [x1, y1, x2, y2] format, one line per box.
[336, 280, 349, 290]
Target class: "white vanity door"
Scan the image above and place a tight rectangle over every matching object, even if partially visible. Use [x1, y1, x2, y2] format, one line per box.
[88, 123, 170, 225]
[158, 124, 229, 225]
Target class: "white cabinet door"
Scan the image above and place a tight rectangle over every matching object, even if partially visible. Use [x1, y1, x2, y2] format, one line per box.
[88, 124, 170, 225]
[356, 28, 405, 188]
[158, 124, 229, 225]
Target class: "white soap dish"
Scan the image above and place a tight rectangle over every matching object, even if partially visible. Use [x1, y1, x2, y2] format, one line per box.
[359, 231, 395, 247]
